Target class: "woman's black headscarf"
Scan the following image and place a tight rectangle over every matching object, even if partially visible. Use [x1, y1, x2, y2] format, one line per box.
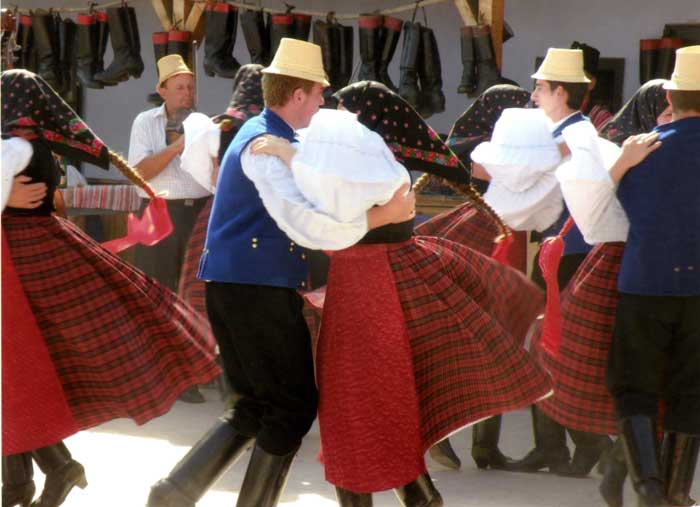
[333, 81, 469, 184]
[599, 79, 668, 145]
[1, 69, 110, 169]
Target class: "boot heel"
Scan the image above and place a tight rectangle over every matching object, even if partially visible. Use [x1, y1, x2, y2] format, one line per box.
[473, 457, 489, 470]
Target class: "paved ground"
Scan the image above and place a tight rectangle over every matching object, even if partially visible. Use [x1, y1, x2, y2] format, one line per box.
[33, 387, 698, 507]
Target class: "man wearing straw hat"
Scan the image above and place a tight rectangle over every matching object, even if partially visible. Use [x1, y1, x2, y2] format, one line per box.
[603, 45, 700, 507]
[148, 38, 414, 507]
[510, 47, 615, 476]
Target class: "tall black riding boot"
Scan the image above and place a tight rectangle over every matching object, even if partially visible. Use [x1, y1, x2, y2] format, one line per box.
[124, 5, 144, 78]
[312, 19, 337, 95]
[94, 11, 110, 77]
[398, 22, 422, 110]
[661, 432, 699, 506]
[559, 430, 613, 477]
[269, 14, 294, 61]
[2, 453, 35, 507]
[599, 438, 628, 507]
[167, 30, 192, 66]
[509, 406, 570, 473]
[655, 37, 682, 80]
[639, 39, 659, 85]
[472, 415, 515, 470]
[94, 7, 142, 85]
[335, 24, 354, 91]
[394, 473, 443, 507]
[428, 439, 461, 470]
[75, 14, 103, 89]
[31, 12, 63, 92]
[17, 15, 35, 71]
[148, 415, 255, 507]
[471, 25, 502, 97]
[147, 32, 168, 105]
[417, 25, 445, 118]
[357, 14, 382, 82]
[619, 416, 665, 507]
[457, 26, 476, 94]
[377, 16, 402, 91]
[203, 2, 240, 78]
[31, 442, 87, 507]
[235, 444, 297, 507]
[240, 9, 268, 65]
[59, 18, 79, 105]
[293, 14, 311, 41]
[336, 487, 373, 507]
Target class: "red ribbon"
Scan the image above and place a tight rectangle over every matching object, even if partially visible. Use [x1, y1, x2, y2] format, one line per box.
[101, 197, 174, 253]
[491, 232, 514, 266]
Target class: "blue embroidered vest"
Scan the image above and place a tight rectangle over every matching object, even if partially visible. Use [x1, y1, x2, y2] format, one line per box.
[198, 109, 310, 289]
[617, 117, 700, 296]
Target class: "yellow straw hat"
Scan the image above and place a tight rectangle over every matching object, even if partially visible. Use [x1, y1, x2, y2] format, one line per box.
[663, 45, 700, 91]
[262, 38, 330, 86]
[531, 48, 591, 83]
[156, 54, 193, 90]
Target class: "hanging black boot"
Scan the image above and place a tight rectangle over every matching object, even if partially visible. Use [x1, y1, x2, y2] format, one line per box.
[639, 39, 659, 85]
[234, 444, 297, 507]
[75, 14, 103, 89]
[661, 432, 699, 507]
[167, 30, 192, 66]
[398, 21, 422, 110]
[457, 26, 476, 94]
[94, 6, 142, 85]
[428, 439, 461, 470]
[599, 438, 628, 507]
[471, 415, 516, 470]
[312, 19, 337, 98]
[31, 11, 63, 92]
[417, 25, 445, 118]
[2, 453, 35, 507]
[269, 14, 294, 61]
[377, 16, 402, 91]
[16, 15, 35, 71]
[147, 32, 168, 105]
[357, 14, 382, 82]
[59, 18, 79, 105]
[147, 414, 255, 507]
[508, 406, 570, 473]
[335, 487, 373, 507]
[655, 38, 682, 80]
[240, 9, 269, 65]
[203, 2, 240, 78]
[471, 25, 502, 98]
[394, 473, 443, 507]
[335, 23, 354, 91]
[293, 14, 311, 41]
[124, 5, 144, 78]
[31, 442, 87, 507]
[559, 430, 613, 477]
[619, 416, 665, 507]
[93, 11, 110, 78]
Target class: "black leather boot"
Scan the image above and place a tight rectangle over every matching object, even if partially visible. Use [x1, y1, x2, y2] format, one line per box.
[661, 432, 698, 507]
[335, 23, 354, 91]
[93, 11, 110, 77]
[124, 5, 144, 78]
[377, 16, 402, 91]
[558, 431, 613, 477]
[357, 14, 382, 82]
[471, 415, 516, 470]
[240, 9, 268, 65]
[471, 25, 502, 98]
[428, 439, 461, 470]
[599, 439, 628, 507]
[2, 453, 35, 507]
[59, 18, 79, 105]
[147, 415, 255, 507]
[312, 19, 336, 92]
[639, 39, 659, 85]
[31, 442, 87, 507]
[457, 26, 476, 94]
[293, 14, 311, 41]
[508, 406, 570, 473]
[75, 14, 103, 89]
[203, 2, 240, 78]
[417, 25, 445, 118]
[336, 487, 373, 507]
[269, 14, 294, 61]
[17, 15, 35, 71]
[235, 445, 297, 507]
[147, 32, 167, 105]
[94, 7, 142, 85]
[619, 416, 665, 507]
[398, 22, 422, 110]
[166, 30, 192, 66]
[394, 474, 443, 507]
[655, 38, 682, 80]
[32, 12, 63, 92]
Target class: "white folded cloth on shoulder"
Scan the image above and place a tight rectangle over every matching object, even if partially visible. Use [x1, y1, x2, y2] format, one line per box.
[2, 137, 34, 211]
[180, 112, 220, 194]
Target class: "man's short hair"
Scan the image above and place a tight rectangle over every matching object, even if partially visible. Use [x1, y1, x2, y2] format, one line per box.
[262, 74, 316, 107]
[546, 80, 589, 110]
[669, 90, 700, 114]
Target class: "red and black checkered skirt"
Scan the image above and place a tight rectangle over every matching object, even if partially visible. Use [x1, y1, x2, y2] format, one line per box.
[2, 214, 221, 433]
[533, 242, 624, 435]
[177, 196, 212, 318]
[317, 236, 551, 492]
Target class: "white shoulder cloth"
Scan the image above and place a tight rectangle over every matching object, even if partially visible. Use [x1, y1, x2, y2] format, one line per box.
[2, 137, 34, 211]
[180, 112, 220, 194]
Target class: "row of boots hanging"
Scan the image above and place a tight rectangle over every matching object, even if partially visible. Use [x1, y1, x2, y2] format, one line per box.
[639, 37, 683, 85]
[457, 25, 504, 98]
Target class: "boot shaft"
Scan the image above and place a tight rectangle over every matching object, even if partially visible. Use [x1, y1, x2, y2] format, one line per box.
[357, 14, 381, 81]
[398, 21, 422, 108]
[312, 20, 334, 84]
[269, 14, 294, 61]
[94, 10, 109, 69]
[17, 15, 34, 70]
[240, 9, 268, 65]
[618, 416, 665, 505]
[152, 32, 168, 66]
[639, 39, 659, 85]
[76, 15, 98, 62]
[336, 487, 373, 507]
[235, 444, 297, 507]
[457, 25, 476, 94]
[377, 16, 402, 90]
[167, 30, 192, 67]
[293, 14, 311, 41]
[393, 473, 443, 507]
[2, 453, 34, 485]
[655, 37, 682, 80]
[336, 24, 354, 90]
[661, 432, 699, 505]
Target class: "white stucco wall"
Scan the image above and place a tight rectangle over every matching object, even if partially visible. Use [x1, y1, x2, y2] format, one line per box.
[13, 0, 700, 178]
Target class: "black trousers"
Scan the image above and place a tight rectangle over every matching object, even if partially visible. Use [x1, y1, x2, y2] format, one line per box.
[205, 281, 318, 455]
[133, 197, 208, 292]
[607, 293, 700, 434]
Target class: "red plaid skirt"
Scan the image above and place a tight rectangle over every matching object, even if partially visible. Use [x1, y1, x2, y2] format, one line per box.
[534, 242, 624, 435]
[177, 197, 212, 317]
[317, 236, 551, 492]
[2, 215, 221, 433]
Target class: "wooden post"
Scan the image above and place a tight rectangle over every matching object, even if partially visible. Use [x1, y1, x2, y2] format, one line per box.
[453, 0, 477, 26]
[150, 0, 172, 31]
[479, 0, 504, 70]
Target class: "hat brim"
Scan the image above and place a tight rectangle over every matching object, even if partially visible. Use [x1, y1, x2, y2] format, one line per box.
[471, 141, 562, 174]
[531, 70, 591, 83]
[262, 65, 330, 87]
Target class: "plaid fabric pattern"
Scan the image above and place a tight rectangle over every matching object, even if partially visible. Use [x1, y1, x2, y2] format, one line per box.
[3, 215, 221, 430]
[178, 197, 212, 317]
[388, 236, 551, 446]
[414, 202, 499, 256]
[535, 242, 624, 435]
